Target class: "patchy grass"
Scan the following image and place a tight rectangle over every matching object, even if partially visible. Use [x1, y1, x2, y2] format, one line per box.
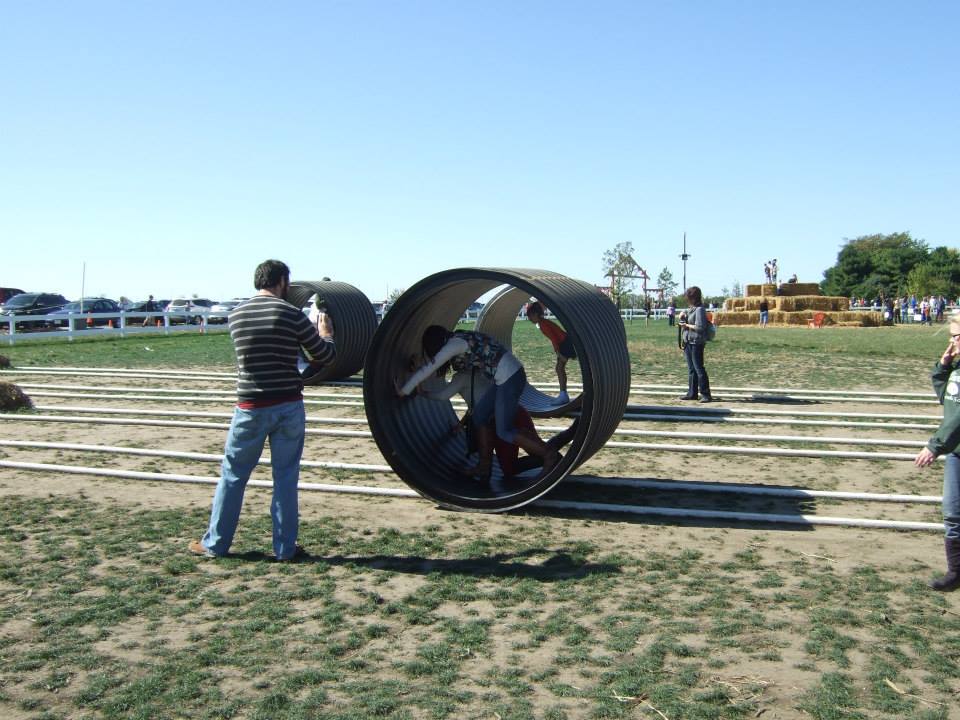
[1, 496, 958, 718]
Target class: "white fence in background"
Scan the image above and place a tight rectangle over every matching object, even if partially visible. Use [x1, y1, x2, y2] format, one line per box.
[1, 311, 230, 346]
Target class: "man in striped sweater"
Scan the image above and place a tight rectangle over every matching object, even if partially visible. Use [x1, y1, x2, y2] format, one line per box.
[190, 259, 335, 561]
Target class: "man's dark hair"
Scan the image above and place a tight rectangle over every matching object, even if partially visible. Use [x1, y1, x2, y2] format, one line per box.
[685, 286, 703, 305]
[525, 301, 544, 318]
[254, 260, 290, 290]
[422, 325, 453, 359]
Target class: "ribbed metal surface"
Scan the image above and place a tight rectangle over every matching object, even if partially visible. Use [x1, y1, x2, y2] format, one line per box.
[287, 281, 377, 384]
[363, 268, 630, 512]
[475, 286, 582, 417]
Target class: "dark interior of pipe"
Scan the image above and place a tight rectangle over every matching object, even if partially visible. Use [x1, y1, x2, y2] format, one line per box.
[287, 280, 377, 383]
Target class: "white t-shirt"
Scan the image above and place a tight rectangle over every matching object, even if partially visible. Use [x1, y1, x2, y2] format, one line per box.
[400, 336, 522, 396]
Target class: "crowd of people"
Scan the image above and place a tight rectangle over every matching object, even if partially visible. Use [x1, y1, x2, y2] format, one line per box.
[856, 294, 952, 325]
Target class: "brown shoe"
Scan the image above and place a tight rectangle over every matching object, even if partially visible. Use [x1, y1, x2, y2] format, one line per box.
[188, 539, 218, 558]
[275, 544, 306, 562]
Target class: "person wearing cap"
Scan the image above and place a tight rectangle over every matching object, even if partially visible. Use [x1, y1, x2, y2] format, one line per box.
[914, 312, 960, 591]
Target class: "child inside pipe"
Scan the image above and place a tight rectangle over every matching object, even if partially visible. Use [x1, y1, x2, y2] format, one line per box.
[397, 325, 559, 482]
[414, 360, 578, 481]
[524, 301, 577, 405]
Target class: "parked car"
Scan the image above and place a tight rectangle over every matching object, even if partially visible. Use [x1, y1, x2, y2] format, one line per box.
[127, 298, 169, 313]
[52, 298, 122, 328]
[208, 299, 246, 324]
[0, 292, 69, 330]
[165, 298, 214, 324]
[0, 287, 24, 309]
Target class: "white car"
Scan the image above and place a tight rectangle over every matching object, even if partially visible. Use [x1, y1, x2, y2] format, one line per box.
[165, 298, 213, 325]
[208, 299, 246, 324]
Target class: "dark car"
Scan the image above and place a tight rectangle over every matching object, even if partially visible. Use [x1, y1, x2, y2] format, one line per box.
[0, 287, 24, 307]
[124, 298, 169, 326]
[52, 298, 122, 328]
[0, 292, 68, 330]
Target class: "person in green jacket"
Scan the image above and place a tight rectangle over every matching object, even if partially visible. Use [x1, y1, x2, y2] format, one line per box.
[914, 313, 960, 591]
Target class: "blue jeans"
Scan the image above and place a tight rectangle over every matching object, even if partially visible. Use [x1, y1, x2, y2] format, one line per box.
[473, 368, 526, 443]
[201, 400, 306, 558]
[944, 453, 960, 539]
[684, 342, 711, 398]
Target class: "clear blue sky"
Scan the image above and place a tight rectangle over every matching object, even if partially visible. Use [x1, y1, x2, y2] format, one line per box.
[2, 1, 957, 302]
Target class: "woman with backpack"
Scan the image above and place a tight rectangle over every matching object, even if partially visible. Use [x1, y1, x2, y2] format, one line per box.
[678, 285, 713, 403]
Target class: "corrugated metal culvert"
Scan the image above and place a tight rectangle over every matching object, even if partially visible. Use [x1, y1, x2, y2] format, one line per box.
[288, 280, 378, 384]
[363, 267, 631, 512]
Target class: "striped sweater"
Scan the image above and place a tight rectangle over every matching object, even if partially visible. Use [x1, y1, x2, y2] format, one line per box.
[229, 295, 335, 403]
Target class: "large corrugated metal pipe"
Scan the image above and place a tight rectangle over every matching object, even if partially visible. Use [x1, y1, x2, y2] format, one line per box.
[288, 280, 378, 384]
[363, 268, 631, 511]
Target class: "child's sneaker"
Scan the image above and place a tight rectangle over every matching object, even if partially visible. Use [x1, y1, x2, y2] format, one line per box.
[554, 391, 570, 405]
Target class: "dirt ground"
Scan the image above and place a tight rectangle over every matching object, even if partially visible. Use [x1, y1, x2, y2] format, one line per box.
[1, 366, 958, 719]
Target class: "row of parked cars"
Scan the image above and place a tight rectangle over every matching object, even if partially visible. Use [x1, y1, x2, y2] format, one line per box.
[0, 288, 248, 331]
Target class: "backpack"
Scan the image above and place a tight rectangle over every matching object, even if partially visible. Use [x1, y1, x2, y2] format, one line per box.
[705, 312, 717, 341]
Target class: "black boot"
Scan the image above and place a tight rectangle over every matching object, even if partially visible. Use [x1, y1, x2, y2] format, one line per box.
[929, 537, 960, 592]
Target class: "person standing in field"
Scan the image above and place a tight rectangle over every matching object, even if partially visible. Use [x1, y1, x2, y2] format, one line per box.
[914, 312, 960, 592]
[189, 259, 335, 561]
[678, 286, 712, 403]
[759, 298, 769, 328]
[525, 301, 577, 405]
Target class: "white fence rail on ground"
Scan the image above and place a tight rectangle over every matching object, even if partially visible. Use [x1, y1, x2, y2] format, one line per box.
[0, 311, 230, 345]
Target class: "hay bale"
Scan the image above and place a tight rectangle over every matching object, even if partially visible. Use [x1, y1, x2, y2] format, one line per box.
[778, 282, 821, 297]
[723, 297, 779, 312]
[0, 354, 9, 370]
[778, 296, 848, 312]
[0, 381, 31, 411]
[836, 311, 884, 327]
[745, 284, 764, 297]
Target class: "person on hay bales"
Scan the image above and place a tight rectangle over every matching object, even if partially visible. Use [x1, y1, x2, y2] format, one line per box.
[397, 325, 559, 483]
[524, 301, 577, 405]
[677, 285, 712, 403]
[914, 312, 960, 591]
[189, 259, 335, 562]
[413, 360, 578, 481]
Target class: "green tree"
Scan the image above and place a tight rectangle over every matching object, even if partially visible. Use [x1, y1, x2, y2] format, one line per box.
[601, 241, 637, 307]
[387, 287, 405, 304]
[821, 232, 931, 298]
[656, 267, 678, 300]
[905, 263, 951, 298]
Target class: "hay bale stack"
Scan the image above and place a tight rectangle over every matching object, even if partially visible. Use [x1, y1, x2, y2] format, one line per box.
[712, 311, 753, 325]
[745, 283, 779, 297]
[712, 307, 880, 327]
[778, 296, 847, 312]
[836, 311, 884, 327]
[0, 382, 32, 411]
[722, 297, 782, 312]
[778, 282, 821, 297]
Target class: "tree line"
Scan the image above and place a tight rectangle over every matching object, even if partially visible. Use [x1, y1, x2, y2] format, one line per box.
[601, 232, 959, 306]
[821, 232, 960, 300]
